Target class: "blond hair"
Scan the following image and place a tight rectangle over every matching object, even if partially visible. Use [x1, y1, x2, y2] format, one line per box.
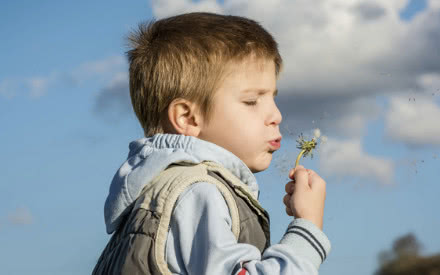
[126, 12, 282, 136]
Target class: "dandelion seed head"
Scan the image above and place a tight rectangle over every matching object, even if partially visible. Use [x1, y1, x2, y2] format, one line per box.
[296, 133, 317, 158]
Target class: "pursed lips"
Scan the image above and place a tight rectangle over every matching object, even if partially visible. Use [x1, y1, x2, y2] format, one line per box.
[268, 136, 282, 150]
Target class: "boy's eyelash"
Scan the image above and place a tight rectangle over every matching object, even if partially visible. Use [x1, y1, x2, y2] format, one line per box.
[244, 101, 257, 106]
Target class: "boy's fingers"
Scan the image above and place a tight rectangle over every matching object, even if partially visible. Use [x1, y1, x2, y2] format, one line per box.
[283, 194, 294, 216]
[284, 181, 295, 194]
[294, 168, 310, 190]
[283, 194, 290, 207]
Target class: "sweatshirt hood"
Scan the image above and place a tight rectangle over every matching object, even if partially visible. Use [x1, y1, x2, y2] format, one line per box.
[104, 133, 259, 234]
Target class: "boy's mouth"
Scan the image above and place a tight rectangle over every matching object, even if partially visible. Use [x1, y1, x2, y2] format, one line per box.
[268, 136, 282, 150]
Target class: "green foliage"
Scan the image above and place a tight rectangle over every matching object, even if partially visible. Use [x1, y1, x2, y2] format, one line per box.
[376, 254, 440, 275]
[375, 233, 440, 275]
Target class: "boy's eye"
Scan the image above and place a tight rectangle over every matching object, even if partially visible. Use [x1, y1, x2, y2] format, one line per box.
[244, 101, 257, 106]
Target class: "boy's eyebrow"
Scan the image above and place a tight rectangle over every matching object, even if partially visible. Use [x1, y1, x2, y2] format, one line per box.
[241, 88, 278, 96]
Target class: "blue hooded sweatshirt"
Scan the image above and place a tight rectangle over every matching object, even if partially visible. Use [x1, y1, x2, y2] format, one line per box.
[104, 133, 331, 274]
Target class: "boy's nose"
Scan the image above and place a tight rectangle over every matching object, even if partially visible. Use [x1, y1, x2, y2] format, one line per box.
[267, 101, 282, 126]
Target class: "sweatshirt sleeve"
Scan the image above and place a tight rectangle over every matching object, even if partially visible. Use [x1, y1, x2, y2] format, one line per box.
[165, 182, 331, 275]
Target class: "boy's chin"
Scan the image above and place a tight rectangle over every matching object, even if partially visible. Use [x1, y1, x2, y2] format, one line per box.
[249, 162, 271, 173]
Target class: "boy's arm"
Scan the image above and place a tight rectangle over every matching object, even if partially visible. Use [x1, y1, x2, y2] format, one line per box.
[165, 182, 331, 275]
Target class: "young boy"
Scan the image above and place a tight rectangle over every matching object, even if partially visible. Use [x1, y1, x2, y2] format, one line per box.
[93, 12, 331, 275]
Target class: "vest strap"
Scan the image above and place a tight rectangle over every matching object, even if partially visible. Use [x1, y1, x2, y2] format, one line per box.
[146, 163, 241, 275]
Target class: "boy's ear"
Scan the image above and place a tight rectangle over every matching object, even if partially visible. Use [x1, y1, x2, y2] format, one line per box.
[165, 98, 203, 137]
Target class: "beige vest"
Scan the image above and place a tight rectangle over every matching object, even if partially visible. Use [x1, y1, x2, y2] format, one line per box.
[93, 161, 270, 275]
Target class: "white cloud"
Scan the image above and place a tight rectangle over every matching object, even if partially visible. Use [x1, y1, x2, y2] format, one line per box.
[152, 0, 223, 18]
[8, 206, 34, 225]
[417, 72, 440, 94]
[430, 0, 440, 10]
[255, 0, 432, 97]
[385, 95, 440, 146]
[319, 137, 394, 184]
[71, 55, 126, 84]
[0, 75, 53, 99]
[83, 56, 125, 75]
[0, 55, 126, 99]
[28, 76, 50, 98]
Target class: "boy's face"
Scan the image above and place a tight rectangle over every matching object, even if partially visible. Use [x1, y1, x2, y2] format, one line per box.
[198, 57, 282, 173]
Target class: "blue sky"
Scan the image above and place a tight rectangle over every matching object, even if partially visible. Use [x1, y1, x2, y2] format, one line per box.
[1, 1, 439, 274]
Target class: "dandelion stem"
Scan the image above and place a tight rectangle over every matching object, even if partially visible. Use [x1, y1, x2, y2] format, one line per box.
[295, 149, 306, 168]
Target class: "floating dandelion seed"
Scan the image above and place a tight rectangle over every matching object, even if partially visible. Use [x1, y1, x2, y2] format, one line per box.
[283, 124, 295, 137]
[313, 128, 321, 139]
[410, 159, 418, 174]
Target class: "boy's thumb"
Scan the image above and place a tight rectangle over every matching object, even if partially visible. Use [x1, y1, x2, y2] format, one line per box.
[289, 165, 304, 178]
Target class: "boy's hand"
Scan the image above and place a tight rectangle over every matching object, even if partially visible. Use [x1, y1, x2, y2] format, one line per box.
[283, 165, 326, 230]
